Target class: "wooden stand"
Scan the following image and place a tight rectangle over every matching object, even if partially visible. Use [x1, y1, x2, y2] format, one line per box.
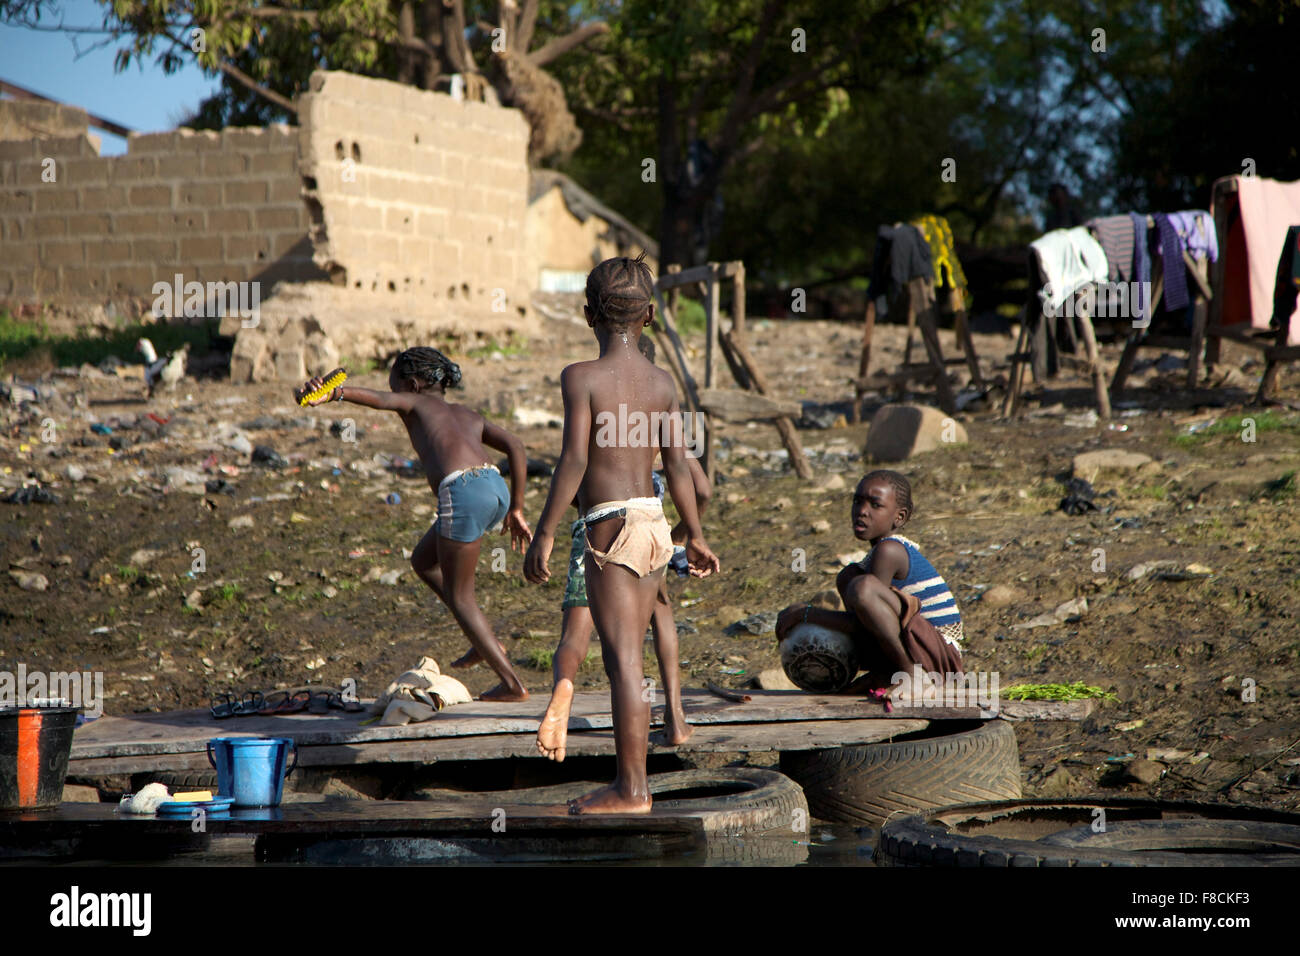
[853, 275, 981, 422]
[652, 261, 812, 481]
[1003, 249, 1112, 418]
[1204, 177, 1300, 403]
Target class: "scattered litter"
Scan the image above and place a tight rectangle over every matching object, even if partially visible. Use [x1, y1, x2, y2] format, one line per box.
[1058, 477, 1099, 515]
[386, 493, 402, 505]
[836, 550, 868, 566]
[1105, 754, 1136, 763]
[227, 515, 256, 530]
[1126, 559, 1181, 581]
[3, 485, 59, 505]
[252, 445, 288, 468]
[513, 407, 563, 428]
[1147, 748, 1193, 762]
[90, 424, 113, 436]
[64, 464, 86, 482]
[725, 611, 777, 636]
[1012, 597, 1088, 629]
[1116, 719, 1145, 732]
[1063, 409, 1100, 428]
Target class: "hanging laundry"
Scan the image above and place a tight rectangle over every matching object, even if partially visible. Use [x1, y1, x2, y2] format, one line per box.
[1129, 213, 1151, 323]
[1219, 175, 1300, 342]
[1167, 210, 1218, 263]
[1086, 216, 1135, 283]
[1029, 227, 1109, 312]
[910, 214, 968, 296]
[868, 223, 934, 301]
[1153, 213, 1191, 312]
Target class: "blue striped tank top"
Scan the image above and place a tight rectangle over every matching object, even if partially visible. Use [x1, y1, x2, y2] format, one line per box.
[861, 535, 962, 644]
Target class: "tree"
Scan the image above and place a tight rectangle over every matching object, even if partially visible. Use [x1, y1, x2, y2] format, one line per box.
[1, 0, 608, 163]
[555, 0, 952, 267]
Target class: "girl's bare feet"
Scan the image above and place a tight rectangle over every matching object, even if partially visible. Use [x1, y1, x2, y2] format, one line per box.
[479, 681, 529, 702]
[661, 708, 694, 746]
[567, 783, 652, 815]
[450, 639, 507, 669]
[536, 678, 574, 761]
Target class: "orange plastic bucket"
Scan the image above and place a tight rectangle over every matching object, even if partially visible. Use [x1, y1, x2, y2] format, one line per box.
[0, 706, 81, 810]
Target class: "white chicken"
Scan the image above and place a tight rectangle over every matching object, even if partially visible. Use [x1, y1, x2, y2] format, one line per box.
[136, 338, 189, 398]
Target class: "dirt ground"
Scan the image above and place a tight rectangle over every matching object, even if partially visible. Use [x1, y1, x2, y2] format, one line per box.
[3, 303, 1299, 811]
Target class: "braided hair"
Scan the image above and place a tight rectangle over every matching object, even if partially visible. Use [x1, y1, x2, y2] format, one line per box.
[861, 469, 913, 523]
[391, 346, 462, 390]
[586, 252, 654, 329]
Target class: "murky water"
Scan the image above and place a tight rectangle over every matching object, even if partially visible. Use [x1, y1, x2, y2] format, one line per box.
[13, 824, 878, 867]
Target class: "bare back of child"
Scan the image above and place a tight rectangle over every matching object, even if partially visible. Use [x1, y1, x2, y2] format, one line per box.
[524, 256, 719, 813]
[299, 347, 533, 701]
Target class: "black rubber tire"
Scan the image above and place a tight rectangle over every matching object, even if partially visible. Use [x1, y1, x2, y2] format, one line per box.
[411, 768, 809, 863]
[141, 770, 220, 791]
[779, 719, 1021, 826]
[877, 799, 1300, 867]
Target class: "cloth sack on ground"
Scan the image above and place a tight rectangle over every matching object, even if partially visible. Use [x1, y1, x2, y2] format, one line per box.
[370, 656, 472, 725]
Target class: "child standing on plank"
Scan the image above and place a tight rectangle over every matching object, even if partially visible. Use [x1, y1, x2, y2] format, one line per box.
[298, 347, 533, 701]
[536, 335, 711, 763]
[775, 470, 962, 698]
[524, 254, 720, 813]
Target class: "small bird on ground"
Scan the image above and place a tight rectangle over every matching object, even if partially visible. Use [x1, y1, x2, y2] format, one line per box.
[136, 338, 189, 398]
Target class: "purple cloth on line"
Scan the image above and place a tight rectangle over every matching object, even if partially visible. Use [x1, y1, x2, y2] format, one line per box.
[1154, 213, 1190, 312]
[1167, 210, 1218, 263]
[1129, 213, 1151, 322]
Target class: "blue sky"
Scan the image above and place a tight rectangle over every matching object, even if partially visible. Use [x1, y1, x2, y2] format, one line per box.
[0, 0, 220, 154]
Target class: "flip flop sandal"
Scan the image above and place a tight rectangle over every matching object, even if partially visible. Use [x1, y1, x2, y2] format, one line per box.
[257, 690, 291, 716]
[210, 693, 237, 719]
[307, 689, 332, 715]
[232, 691, 266, 716]
[284, 689, 312, 713]
[327, 692, 365, 714]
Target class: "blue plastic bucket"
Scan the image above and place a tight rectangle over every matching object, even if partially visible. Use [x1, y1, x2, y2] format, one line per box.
[206, 737, 297, 807]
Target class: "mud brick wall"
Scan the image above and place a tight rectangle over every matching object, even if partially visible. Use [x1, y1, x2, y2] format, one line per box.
[296, 71, 531, 321]
[0, 107, 323, 308]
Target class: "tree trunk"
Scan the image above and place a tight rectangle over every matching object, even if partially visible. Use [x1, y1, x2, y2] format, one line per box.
[397, 3, 416, 85]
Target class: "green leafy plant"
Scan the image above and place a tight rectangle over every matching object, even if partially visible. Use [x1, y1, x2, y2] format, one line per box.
[1002, 681, 1118, 701]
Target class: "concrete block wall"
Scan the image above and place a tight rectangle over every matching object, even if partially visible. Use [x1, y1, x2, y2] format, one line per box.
[0, 110, 323, 308]
[296, 71, 531, 321]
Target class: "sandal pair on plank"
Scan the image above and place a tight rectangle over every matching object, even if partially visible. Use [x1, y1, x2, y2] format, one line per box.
[210, 686, 362, 719]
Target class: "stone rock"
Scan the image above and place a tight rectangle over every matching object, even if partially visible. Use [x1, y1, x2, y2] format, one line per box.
[982, 584, 1026, 608]
[229, 332, 271, 384]
[810, 519, 832, 534]
[1037, 766, 1074, 798]
[64, 464, 85, 482]
[820, 473, 847, 491]
[304, 332, 340, 378]
[9, 570, 48, 591]
[1124, 758, 1164, 785]
[60, 784, 101, 803]
[1127, 559, 1181, 581]
[865, 404, 967, 461]
[1072, 449, 1154, 482]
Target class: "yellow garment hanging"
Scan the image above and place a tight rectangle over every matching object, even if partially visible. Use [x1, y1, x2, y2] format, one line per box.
[911, 215, 968, 305]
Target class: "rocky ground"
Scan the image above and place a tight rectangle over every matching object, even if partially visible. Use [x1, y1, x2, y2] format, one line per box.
[3, 303, 1299, 811]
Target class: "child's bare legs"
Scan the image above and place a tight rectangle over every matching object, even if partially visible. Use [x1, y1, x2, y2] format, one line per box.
[410, 527, 528, 701]
[650, 577, 692, 745]
[411, 529, 506, 670]
[569, 527, 660, 814]
[840, 574, 930, 702]
[536, 606, 594, 761]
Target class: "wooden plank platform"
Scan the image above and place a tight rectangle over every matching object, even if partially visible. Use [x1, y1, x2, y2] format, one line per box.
[0, 801, 709, 864]
[68, 688, 1094, 776]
